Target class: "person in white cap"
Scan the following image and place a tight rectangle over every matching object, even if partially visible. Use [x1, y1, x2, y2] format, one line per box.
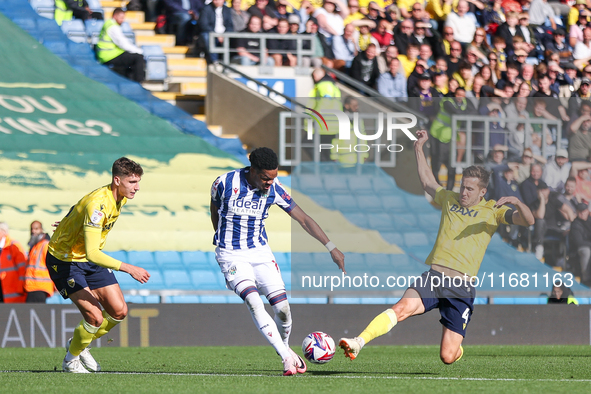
[543, 149, 571, 192]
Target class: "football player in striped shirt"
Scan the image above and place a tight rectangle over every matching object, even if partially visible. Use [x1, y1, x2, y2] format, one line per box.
[211, 147, 346, 376]
[339, 130, 534, 364]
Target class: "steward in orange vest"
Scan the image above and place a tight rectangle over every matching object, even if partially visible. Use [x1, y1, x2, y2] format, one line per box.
[0, 223, 27, 303]
[25, 221, 54, 303]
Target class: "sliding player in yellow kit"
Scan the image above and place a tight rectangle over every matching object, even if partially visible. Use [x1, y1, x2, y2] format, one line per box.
[47, 157, 150, 373]
[339, 130, 535, 364]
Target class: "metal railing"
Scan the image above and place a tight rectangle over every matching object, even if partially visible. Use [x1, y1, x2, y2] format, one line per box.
[279, 111, 404, 167]
[209, 32, 315, 69]
[450, 115, 563, 168]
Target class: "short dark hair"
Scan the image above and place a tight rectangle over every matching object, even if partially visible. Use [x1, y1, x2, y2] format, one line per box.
[462, 166, 490, 189]
[113, 7, 125, 16]
[249, 147, 278, 171]
[566, 176, 577, 184]
[112, 157, 143, 178]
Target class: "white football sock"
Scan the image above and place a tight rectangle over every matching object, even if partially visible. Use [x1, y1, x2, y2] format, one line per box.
[269, 292, 292, 348]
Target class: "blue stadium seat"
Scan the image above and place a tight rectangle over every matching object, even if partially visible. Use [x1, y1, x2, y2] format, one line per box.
[86, 65, 116, 82]
[68, 41, 94, 56]
[181, 251, 216, 269]
[343, 253, 367, 271]
[372, 178, 397, 194]
[140, 270, 165, 289]
[61, 19, 87, 43]
[417, 212, 441, 230]
[332, 298, 362, 304]
[85, 0, 104, 17]
[389, 213, 419, 232]
[360, 298, 389, 304]
[381, 195, 408, 211]
[118, 82, 151, 100]
[36, 17, 60, 32]
[12, 17, 37, 32]
[347, 176, 374, 195]
[381, 231, 404, 246]
[31, 0, 56, 19]
[403, 232, 430, 247]
[127, 251, 158, 270]
[344, 212, 369, 228]
[144, 295, 161, 303]
[142, 45, 168, 81]
[103, 82, 119, 93]
[357, 195, 383, 212]
[190, 269, 224, 290]
[126, 295, 147, 303]
[163, 269, 193, 289]
[274, 252, 290, 271]
[154, 251, 184, 270]
[306, 193, 333, 209]
[104, 251, 128, 264]
[43, 39, 68, 56]
[170, 295, 201, 303]
[200, 295, 238, 303]
[367, 213, 395, 232]
[295, 176, 324, 194]
[365, 254, 392, 270]
[85, 19, 104, 45]
[323, 176, 349, 194]
[120, 21, 136, 43]
[332, 193, 358, 212]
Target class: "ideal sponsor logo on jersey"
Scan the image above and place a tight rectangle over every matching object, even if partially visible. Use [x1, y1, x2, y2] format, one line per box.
[229, 198, 264, 216]
[450, 204, 479, 218]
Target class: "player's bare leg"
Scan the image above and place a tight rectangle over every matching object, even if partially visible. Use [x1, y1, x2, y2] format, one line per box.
[440, 326, 464, 364]
[340, 288, 425, 360]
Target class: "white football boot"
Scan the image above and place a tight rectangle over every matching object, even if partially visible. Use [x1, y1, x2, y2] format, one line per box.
[339, 337, 363, 360]
[66, 338, 101, 372]
[282, 356, 298, 376]
[62, 358, 91, 373]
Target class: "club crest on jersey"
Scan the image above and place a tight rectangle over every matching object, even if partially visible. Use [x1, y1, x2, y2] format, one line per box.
[89, 209, 104, 227]
[67, 278, 76, 288]
[450, 204, 479, 218]
[229, 266, 237, 276]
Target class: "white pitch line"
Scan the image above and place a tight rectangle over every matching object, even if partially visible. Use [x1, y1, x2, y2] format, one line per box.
[2, 371, 591, 382]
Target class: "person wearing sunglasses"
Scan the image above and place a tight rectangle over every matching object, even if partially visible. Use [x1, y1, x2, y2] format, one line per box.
[445, 0, 476, 44]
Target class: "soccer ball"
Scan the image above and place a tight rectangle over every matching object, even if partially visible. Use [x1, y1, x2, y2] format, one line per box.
[301, 332, 335, 364]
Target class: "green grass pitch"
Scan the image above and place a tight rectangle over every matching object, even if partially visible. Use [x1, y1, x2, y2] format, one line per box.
[1, 345, 590, 393]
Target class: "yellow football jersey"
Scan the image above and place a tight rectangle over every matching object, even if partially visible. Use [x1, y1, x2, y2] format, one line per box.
[425, 187, 511, 277]
[48, 185, 126, 262]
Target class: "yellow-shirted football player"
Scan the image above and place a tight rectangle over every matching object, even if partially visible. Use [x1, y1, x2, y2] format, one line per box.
[47, 157, 150, 373]
[339, 130, 535, 364]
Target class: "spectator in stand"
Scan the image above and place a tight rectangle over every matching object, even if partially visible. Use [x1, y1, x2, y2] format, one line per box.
[569, 101, 591, 161]
[483, 0, 505, 29]
[419, 43, 435, 68]
[301, 17, 327, 68]
[568, 0, 588, 29]
[350, 43, 380, 87]
[520, 64, 534, 89]
[288, 14, 300, 34]
[517, 13, 538, 57]
[491, 36, 508, 73]
[506, 97, 532, 159]
[372, 19, 394, 50]
[377, 57, 408, 100]
[409, 71, 442, 125]
[394, 18, 414, 55]
[515, 148, 542, 183]
[96, 8, 145, 83]
[366, 2, 386, 24]
[573, 166, 591, 202]
[313, 0, 350, 46]
[467, 28, 492, 62]
[495, 11, 520, 53]
[570, 202, 591, 286]
[343, 0, 366, 26]
[399, 44, 420, 77]
[378, 45, 400, 73]
[487, 52, 501, 85]
[24, 221, 53, 303]
[426, 0, 455, 28]
[332, 23, 357, 70]
[275, 0, 293, 20]
[54, 0, 103, 26]
[163, 0, 204, 46]
[407, 59, 428, 95]
[543, 149, 572, 192]
[574, 27, 591, 70]
[545, 28, 573, 65]
[353, 19, 380, 52]
[0, 222, 27, 303]
[452, 61, 474, 91]
[547, 283, 579, 304]
[248, 0, 279, 24]
[433, 70, 450, 95]
[236, 15, 276, 65]
[493, 164, 524, 245]
[520, 163, 545, 256]
[569, 8, 590, 49]
[269, 19, 298, 66]
[528, 0, 557, 31]
[408, 2, 427, 25]
[445, 0, 476, 45]
[231, 0, 250, 32]
[445, 41, 462, 77]
[198, 0, 234, 62]
[435, 25, 456, 58]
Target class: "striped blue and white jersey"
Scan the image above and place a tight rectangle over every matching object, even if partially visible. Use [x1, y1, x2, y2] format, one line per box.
[211, 168, 296, 250]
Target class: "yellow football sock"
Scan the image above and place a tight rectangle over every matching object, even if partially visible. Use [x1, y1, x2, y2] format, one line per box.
[93, 310, 123, 340]
[456, 345, 464, 362]
[358, 308, 398, 345]
[69, 320, 100, 356]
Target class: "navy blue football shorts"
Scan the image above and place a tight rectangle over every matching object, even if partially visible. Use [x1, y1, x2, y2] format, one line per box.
[46, 252, 119, 299]
[409, 268, 475, 337]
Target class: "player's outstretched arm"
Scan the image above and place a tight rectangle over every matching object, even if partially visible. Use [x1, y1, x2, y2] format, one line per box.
[494, 196, 535, 227]
[289, 206, 346, 274]
[84, 227, 150, 283]
[414, 129, 440, 199]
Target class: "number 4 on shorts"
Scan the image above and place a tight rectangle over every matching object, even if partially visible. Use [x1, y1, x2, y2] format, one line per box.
[462, 308, 470, 330]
